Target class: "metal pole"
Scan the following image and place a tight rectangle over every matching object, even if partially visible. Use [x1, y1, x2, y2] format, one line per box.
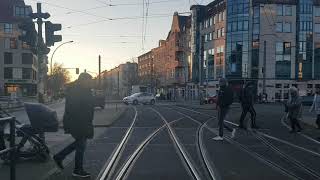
[263, 40, 266, 94]
[99, 55, 101, 89]
[50, 41, 73, 75]
[9, 117, 16, 180]
[36, 3, 43, 102]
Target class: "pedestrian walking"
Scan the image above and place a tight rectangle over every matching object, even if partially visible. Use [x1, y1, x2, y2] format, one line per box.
[286, 87, 303, 133]
[239, 82, 259, 129]
[310, 88, 320, 129]
[53, 72, 95, 178]
[213, 78, 236, 141]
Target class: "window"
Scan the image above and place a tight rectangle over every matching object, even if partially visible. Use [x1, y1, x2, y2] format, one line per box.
[284, 42, 291, 54]
[22, 53, 33, 64]
[4, 67, 13, 79]
[22, 68, 32, 79]
[217, 29, 221, 38]
[283, 22, 292, 32]
[243, 21, 249, 31]
[219, 12, 223, 22]
[221, 28, 225, 37]
[315, 7, 320, 16]
[277, 5, 283, 16]
[15, 6, 25, 17]
[276, 42, 283, 54]
[276, 84, 282, 88]
[4, 52, 13, 64]
[284, 6, 292, 16]
[10, 38, 17, 49]
[315, 23, 320, 33]
[4, 23, 13, 33]
[213, 15, 216, 24]
[276, 23, 282, 32]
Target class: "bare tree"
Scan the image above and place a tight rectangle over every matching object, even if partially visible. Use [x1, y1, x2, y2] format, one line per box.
[47, 63, 71, 99]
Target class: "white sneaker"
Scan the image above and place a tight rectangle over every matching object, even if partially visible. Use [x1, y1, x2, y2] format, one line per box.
[231, 129, 236, 138]
[213, 136, 224, 141]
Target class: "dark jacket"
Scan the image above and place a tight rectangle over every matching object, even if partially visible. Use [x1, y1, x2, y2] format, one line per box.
[240, 84, 255, 105]
[63, 83, 95, 139]
[217, 85, 233, 108]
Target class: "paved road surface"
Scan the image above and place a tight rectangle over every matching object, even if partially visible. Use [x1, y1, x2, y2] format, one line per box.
[46, 103, 320, 180]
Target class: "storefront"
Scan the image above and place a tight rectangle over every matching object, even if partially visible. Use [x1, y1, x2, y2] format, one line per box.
[4, 79, 37, 96]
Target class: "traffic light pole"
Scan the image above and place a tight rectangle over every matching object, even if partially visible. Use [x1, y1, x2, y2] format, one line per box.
[36, 3, 45, 103]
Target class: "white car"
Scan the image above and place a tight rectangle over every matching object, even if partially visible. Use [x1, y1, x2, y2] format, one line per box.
[123, 93, 156, 105]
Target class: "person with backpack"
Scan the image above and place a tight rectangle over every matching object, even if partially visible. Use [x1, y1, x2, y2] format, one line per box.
[310, 88, 320, 129]
[213, 78, 236, 141]
[286, 87, 303, 133]
[239, 81, 259, 129]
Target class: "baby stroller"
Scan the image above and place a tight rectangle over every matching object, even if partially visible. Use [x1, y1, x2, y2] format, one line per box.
[0, 103, 59, 163]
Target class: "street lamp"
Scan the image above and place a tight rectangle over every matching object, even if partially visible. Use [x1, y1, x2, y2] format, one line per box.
[50, 41, 74, 75]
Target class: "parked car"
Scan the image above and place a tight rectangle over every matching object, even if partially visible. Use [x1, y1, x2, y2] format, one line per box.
[206, 95, 218, 104]
[201, 94, 218, 105]
[123, 92, 156, 105]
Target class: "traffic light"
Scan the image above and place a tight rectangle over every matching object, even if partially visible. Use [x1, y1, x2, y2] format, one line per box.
[18, 21, 37, 47]
[76, 68, 79, 74]
[45, 21, 62, 47]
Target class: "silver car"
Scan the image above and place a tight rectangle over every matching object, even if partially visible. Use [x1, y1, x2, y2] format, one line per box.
[123, 93, 156, 105]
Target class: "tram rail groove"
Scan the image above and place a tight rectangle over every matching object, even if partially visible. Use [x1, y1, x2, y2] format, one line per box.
[151, 107, 202, 180]
[114, 117, 184, 180]
[97, 107, 138, 180]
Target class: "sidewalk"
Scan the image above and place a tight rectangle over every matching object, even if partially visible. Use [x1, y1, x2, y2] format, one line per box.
[0, 104, 127, 180]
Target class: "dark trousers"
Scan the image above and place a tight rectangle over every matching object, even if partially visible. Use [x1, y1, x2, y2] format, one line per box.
[55, 137, 87, 171]
[289, 117, 302, 131]
[218, 107, 233, 137]
[240, 104, 256, 127]
[317, 114, 320, 129]
[0, 130, 5, 151]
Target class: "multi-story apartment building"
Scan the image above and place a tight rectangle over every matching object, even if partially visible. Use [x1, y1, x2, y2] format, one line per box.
[102, 62, 138, 99]
[188, 0, 320, 101]
[0, 0, 39, 97]
[190, 0, 227, 97]
[152, 12, 191, 100]
[138, 51, 154, 89]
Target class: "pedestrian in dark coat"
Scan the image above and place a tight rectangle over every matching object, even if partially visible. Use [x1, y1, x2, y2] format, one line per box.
[239, 82, 258, 129]
[53, 72, 95, 178]
[286, 87, 302, 133]
[213, 78, 236, 141]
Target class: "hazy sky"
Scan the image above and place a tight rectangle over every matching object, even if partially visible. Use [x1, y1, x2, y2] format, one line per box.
[24, 0, 212, 80]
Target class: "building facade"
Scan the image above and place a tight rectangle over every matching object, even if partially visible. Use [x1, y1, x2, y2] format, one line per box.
[190, 0, 227, 97]
[189, 0, 320, 101]
[138, 51, 155, 91]
[225, 0, 320, 101]
[0, 0, 40, 97]
[152, 12, 191, 100]
[102, 62, 138, 99]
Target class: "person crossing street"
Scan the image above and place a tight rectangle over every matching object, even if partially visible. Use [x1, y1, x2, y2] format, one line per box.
[239, 81, 259, 129]
[310, 88, 320, 129]
[53, 72, 95, 178]
[213, 78, 236, 141]
[286, 87, 303, 133]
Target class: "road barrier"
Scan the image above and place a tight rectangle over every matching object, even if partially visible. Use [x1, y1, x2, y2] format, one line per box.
[0, 116, 16, 180]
